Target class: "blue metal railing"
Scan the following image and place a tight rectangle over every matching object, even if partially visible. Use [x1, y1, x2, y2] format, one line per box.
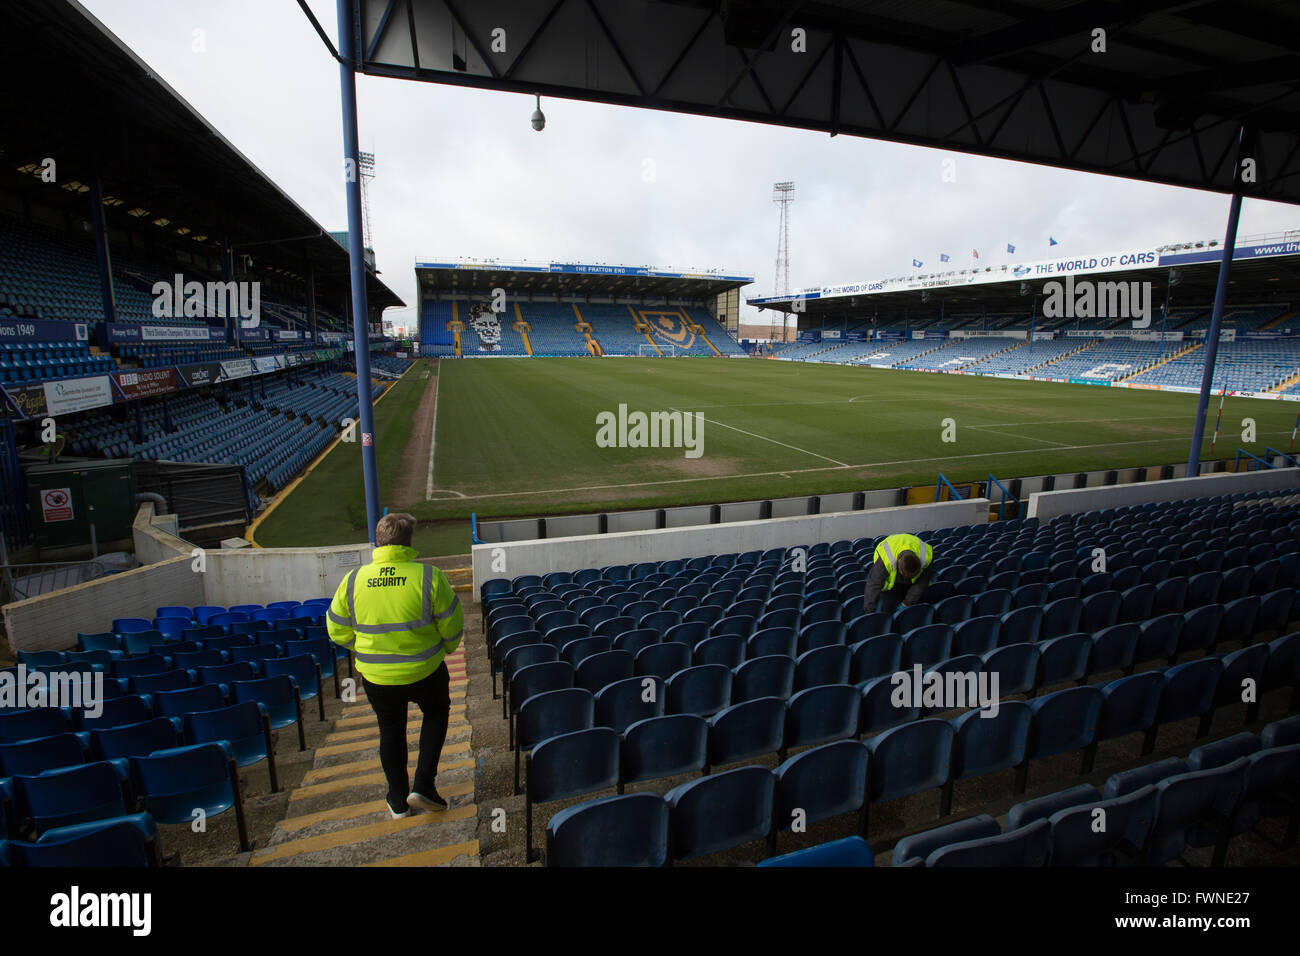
[934, 473, 965, 503]
[471, 512, 483, 545]
[1264, 446, 1299, 468]
[1234, 448, 1272, 471]
[987, 473, 1016, 520]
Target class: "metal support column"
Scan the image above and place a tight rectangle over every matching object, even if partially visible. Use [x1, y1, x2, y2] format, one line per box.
[88, 173, 118, 324]
[222, 238, 235, 346]
[1187, 191, 1243, 476]
[306, 263, 318, 342]
[1160, 280, 1171, 353]
[337, 0, 381, 542]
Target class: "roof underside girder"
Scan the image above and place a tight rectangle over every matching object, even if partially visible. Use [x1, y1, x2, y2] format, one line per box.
[354, 0, 1300, 204]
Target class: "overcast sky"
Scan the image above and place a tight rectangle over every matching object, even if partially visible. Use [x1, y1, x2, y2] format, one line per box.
[81, 0, 1300, 332]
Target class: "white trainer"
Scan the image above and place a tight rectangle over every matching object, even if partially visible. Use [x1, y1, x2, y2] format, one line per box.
[407, 791, 448, 812]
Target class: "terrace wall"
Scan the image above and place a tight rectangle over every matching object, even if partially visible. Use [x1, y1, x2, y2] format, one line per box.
[1027, 467, 1300, 520]
[470, 497, 990, 592]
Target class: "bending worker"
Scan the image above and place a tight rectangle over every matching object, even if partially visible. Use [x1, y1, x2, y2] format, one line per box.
[327, 512, 463, 819]
[863, 532, 934, 615]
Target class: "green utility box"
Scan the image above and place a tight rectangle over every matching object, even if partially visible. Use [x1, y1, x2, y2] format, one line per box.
[25, 459, 138, 550]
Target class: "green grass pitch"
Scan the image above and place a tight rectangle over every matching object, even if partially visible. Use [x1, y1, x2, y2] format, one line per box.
[256, 356, 1299, 555]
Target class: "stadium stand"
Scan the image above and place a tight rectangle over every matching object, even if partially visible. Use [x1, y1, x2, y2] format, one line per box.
[1126, 340, 1300, 392]
[62, 369, 378, 498]
[0, 340, 115, 386]
[473, 486, 1300, 865]
[960, 337, 1087, 375]
[1028, 339, 1183, 381]
[893, 336, 1022, 372]
[0, 602, 352, 864]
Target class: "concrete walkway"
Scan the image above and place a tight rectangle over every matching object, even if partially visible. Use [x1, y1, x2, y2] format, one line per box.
[247, 643, 480, 866]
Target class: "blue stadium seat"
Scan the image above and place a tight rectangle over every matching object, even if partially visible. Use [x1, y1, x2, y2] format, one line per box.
[732, 655, 796, 703]
[952, 615, 1000, 656]
[594, 675, 664, 733]
[183, 701, 279, 792]
[620, 714, 707, 789]
[665, 665, 732, 717]
[759, 835, 874, 867]
[546, 793, 668, 867]
[785, 683, 859, 751]
[892, 813, 1000, 866]
[526, 727, 620, 863]
[665, 765, 775, 862]
[129, 741, 248, 852]
[231, 675, 305, 751]
[926, 817, 1050, 866]
[1, 814, 160, 867]
[708, 697, 785, 769]
[770, 739, 869, 855]
[1046, 785, 1159, 866]
[865, 719, 954, 828]
[10, 761, 130, 837]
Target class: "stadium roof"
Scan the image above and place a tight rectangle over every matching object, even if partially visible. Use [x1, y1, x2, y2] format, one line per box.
[340, 0, 1300, 205]
[747, 232, 1300, 316]
[416, 258, 752, 299]
[0, 0, 403, 314]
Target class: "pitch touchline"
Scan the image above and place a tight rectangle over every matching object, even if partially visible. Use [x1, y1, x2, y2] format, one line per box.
[425, 366, 462, 499]
[968, 424, 1071, 447]
[670, 408, 849, 467]
[435, 430, 1294, 502]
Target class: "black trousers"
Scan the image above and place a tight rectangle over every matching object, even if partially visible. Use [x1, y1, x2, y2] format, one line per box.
[362, 663, 451, 809]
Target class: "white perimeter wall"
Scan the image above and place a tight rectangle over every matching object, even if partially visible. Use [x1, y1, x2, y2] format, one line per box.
[471, 498, 990, 594]
[3, 557, 204, 654]
[201, 544, 374, 608]
[1027, 467, 1300, 521]
[2, 502, 373, 651]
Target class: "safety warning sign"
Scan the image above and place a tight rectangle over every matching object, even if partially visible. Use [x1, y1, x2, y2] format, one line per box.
[41, 487, 75, 522]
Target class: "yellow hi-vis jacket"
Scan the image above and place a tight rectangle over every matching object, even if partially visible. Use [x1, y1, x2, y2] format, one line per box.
[326, 545, 464, 685]
[874, 533, 934, 591]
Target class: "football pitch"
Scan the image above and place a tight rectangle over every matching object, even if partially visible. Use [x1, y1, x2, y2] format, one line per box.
[255, 357, 1300, 555]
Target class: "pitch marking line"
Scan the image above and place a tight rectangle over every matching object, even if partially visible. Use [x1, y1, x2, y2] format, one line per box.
[968, 424, 1071, 447]
[433, 429, 1294, 502]
[671, 407, 849, 467]
[424, 366, 466, 499]
[425, 365, 441, 499]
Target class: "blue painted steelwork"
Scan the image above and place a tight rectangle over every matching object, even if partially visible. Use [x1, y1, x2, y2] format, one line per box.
[934, 473, 965, 502]
[1187, 190, 1244, 476]
[987, 473, 1015, 520]
[1233, 448, 1271, 471]
[337, 0, 381, 544]
[88, 174, 118, 325]
[0, 416, 31, 545]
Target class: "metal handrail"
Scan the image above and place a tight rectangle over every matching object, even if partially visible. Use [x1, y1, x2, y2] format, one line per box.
[987, 473, 1017, 520]
[934, 473, 965, 503]
[1264, 446, 1299, 467]
[1234, 448, 1272, 471]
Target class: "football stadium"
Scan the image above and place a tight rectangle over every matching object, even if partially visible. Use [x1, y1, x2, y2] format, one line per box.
[1, 0, 1299, 918]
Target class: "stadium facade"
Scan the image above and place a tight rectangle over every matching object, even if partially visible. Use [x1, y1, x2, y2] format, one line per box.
[747, 235, 1300, 401]
[414, 259, 751, 358]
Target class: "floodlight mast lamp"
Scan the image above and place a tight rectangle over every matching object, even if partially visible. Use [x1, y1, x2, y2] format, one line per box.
[774, 181, 794, 340]
[337, 0, 382, 545]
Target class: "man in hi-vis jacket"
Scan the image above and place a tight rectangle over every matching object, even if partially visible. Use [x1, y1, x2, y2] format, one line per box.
[328, 513, 463, 818]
